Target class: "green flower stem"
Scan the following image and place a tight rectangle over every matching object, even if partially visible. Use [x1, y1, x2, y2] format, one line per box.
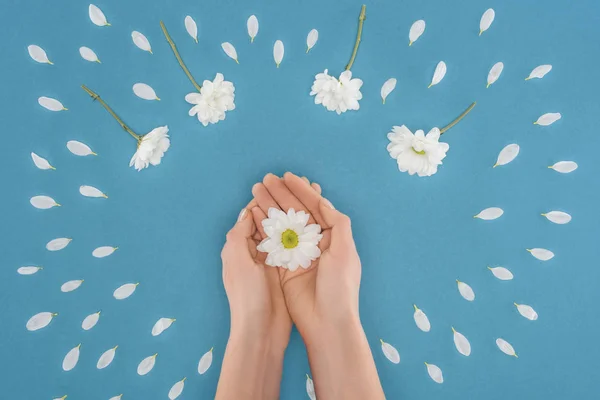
[160, 21, 202, 92]
[81, 85, 142, 142]
[440, 102, 477, 134]
[345, 5, 366, 71]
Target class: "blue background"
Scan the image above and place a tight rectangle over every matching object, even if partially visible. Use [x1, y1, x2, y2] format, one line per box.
[1, 0, 599, 398]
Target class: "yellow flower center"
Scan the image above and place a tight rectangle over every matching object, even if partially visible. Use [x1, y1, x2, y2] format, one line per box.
[412, 148, 426, 155]
[281, 229, 299, 249]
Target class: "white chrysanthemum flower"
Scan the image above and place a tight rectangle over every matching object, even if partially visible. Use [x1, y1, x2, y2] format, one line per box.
[129, 126, 170, 171]
[387, 125, 449, 177]
[185, 73, 235, 126]
[257, 208, 323, 271]
[310, 69, 363, 114]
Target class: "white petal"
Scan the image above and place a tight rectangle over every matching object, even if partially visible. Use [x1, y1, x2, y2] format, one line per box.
[197, 348, 213, 374]
[488, 266, 513, 281]
[527, 248, 554, 261]
[46, 238, 72, 251]
[409, 20, 425, 45]
[456, 280, 475, 301]
[534, 112, 561, 126]
[474, 207, 504, 220]
[152, 317, 176, 336]
[31, 195, 59, 209]
[452, 328, 471, 356]
[113, 283, 138, 299]
[109, 396, 123, 400]
[487, 62, 504, 87]
[80, 185, 107, 198]
[515, 303, 538, 321]
[496, 338, 517, 357]
[221, 42, 238, 62]
[97, 346, 117, 369]
[479, 8, 495, 35]
[306, 375, 316, 400]
[79, 46, 100, 63]
[494, 144, 519, 167]
[549, 161, 577, 173]
[306, 29, 318, 52]
[92, 246, 118, 258]
[380, 78, 397, 104]
[38, 96, 66, 111]
[133, 83, 159, 101]
[18, 266, 42, 275]
[168, 378, 186, 400]
[137, 354, 158, 375]
[185, 16, 198, 43]
[26, 311, 56, 331]
[542, 211, 571, 224]
[31, 152, 55, 170]
[62, 344, 81, 371]
[61, 279, 84, 293]
[273, 40, 284, 67]
[425, 362, 443, 383]
[247, 15, 258, 42]
[89, 4, 109, 26]
[132, 31, 152, 53]
[526, 64, 552, 80]
[82, 311, 101, 330]
[413, 305, 431, 332]
[67, 140, 96, 156]
[380, 339, 400, 364]
[429, 61, 447, 88]
[28, 45, 52, 64]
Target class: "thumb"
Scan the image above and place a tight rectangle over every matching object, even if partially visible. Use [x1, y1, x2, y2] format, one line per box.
[225, 208, 255, 246]
[319, 198, 355, 254]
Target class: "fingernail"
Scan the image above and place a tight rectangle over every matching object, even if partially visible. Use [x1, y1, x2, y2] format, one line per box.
[323, 198, 335, 210]
[238, 208, 248, 222]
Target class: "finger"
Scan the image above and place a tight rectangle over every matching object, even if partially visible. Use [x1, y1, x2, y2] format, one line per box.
[252, 182, 281, 217]
[263, 173, 317, 225]
[318, 198, 355, 254]
[283, 172, 327, 228]
[301, 176, 310, 185]
[251, 206, 268, 239]
[311, 182, 322, 194]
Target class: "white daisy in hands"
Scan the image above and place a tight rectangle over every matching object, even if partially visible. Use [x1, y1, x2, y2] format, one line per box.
[387, 125, 449, 177]
[310, 69, 363, 114]
[130, 126, 171, 171]
[257, 208, 323, 271]
[185, 73, 235, 126]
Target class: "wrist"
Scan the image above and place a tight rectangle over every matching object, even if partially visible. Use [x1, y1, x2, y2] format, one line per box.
[302, 313, 364, 351]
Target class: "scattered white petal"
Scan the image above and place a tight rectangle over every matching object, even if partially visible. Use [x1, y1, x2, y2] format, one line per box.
[61, 280, 84, 293]
[380, 78, 397, 104]
[92, 246, 118, 258]
[53, 396, 67, 400]
[197, 348, 213, 374]
[247, 15, 258, 42]
[18, 266, 42, 275]
[82, 311, 101, 330]
[452, 328, 471, 356]
[46, 238, 72, 251]
[456, 280, 475, 301]
[542, 211, 571, 224]
[306, 375, 316, 400]
[28, 45, 53, 64]
[26, 311, 57, 331]
[425, 362, 443, 383]
[474, 207, 504, 220]
[62, 344, 81, 371]
[80, 185, 108, 198]
[488, 266, 513, 281]
[527, 248, 554, 261]
[526, 64, 552, 80]
[515, 303, 538, 321]
[109, 396, 123, 400]
[409, 20, 425, 45]
[168, 377, 186, 400]
[494, 144, 519, 167]
[487, 62, 504, 88]
[380, 339, 400, 364]
[496, 338, 517, 357]
[429, 61, 447, 88]
[549, 161, 577, 173]
[479, 8, 495, 35]
[31, 152, 55, 170]
[534, 113, 561, 126]
[133, 83, 160, 101]
[97, 346, 118, 369]
[221, 42, 238, 63]
[67, 140, 96, 156]
[89, 4, 109, 26]
[185, 16, 198, 43]
[113, 283, 138, 299]
[38, 96, 67, 111]
[152, 317, 176, 336]
[273, 40, 284, 67]
[132, 31, 152, 53]
[79, 46, 100, 63]
[413, 305, 431, 332]
[137, 353, 158, 375]
[31, 195, 60, 209]
[306, 29, 318, 52]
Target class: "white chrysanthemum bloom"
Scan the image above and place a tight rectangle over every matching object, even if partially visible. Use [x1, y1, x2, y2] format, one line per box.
[387, 125, 449, 177]
[310, 69, 363, 114]
[129, 126, 170, 171]
[185, 73, 235, 126]
[257, 208, 323, 271]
